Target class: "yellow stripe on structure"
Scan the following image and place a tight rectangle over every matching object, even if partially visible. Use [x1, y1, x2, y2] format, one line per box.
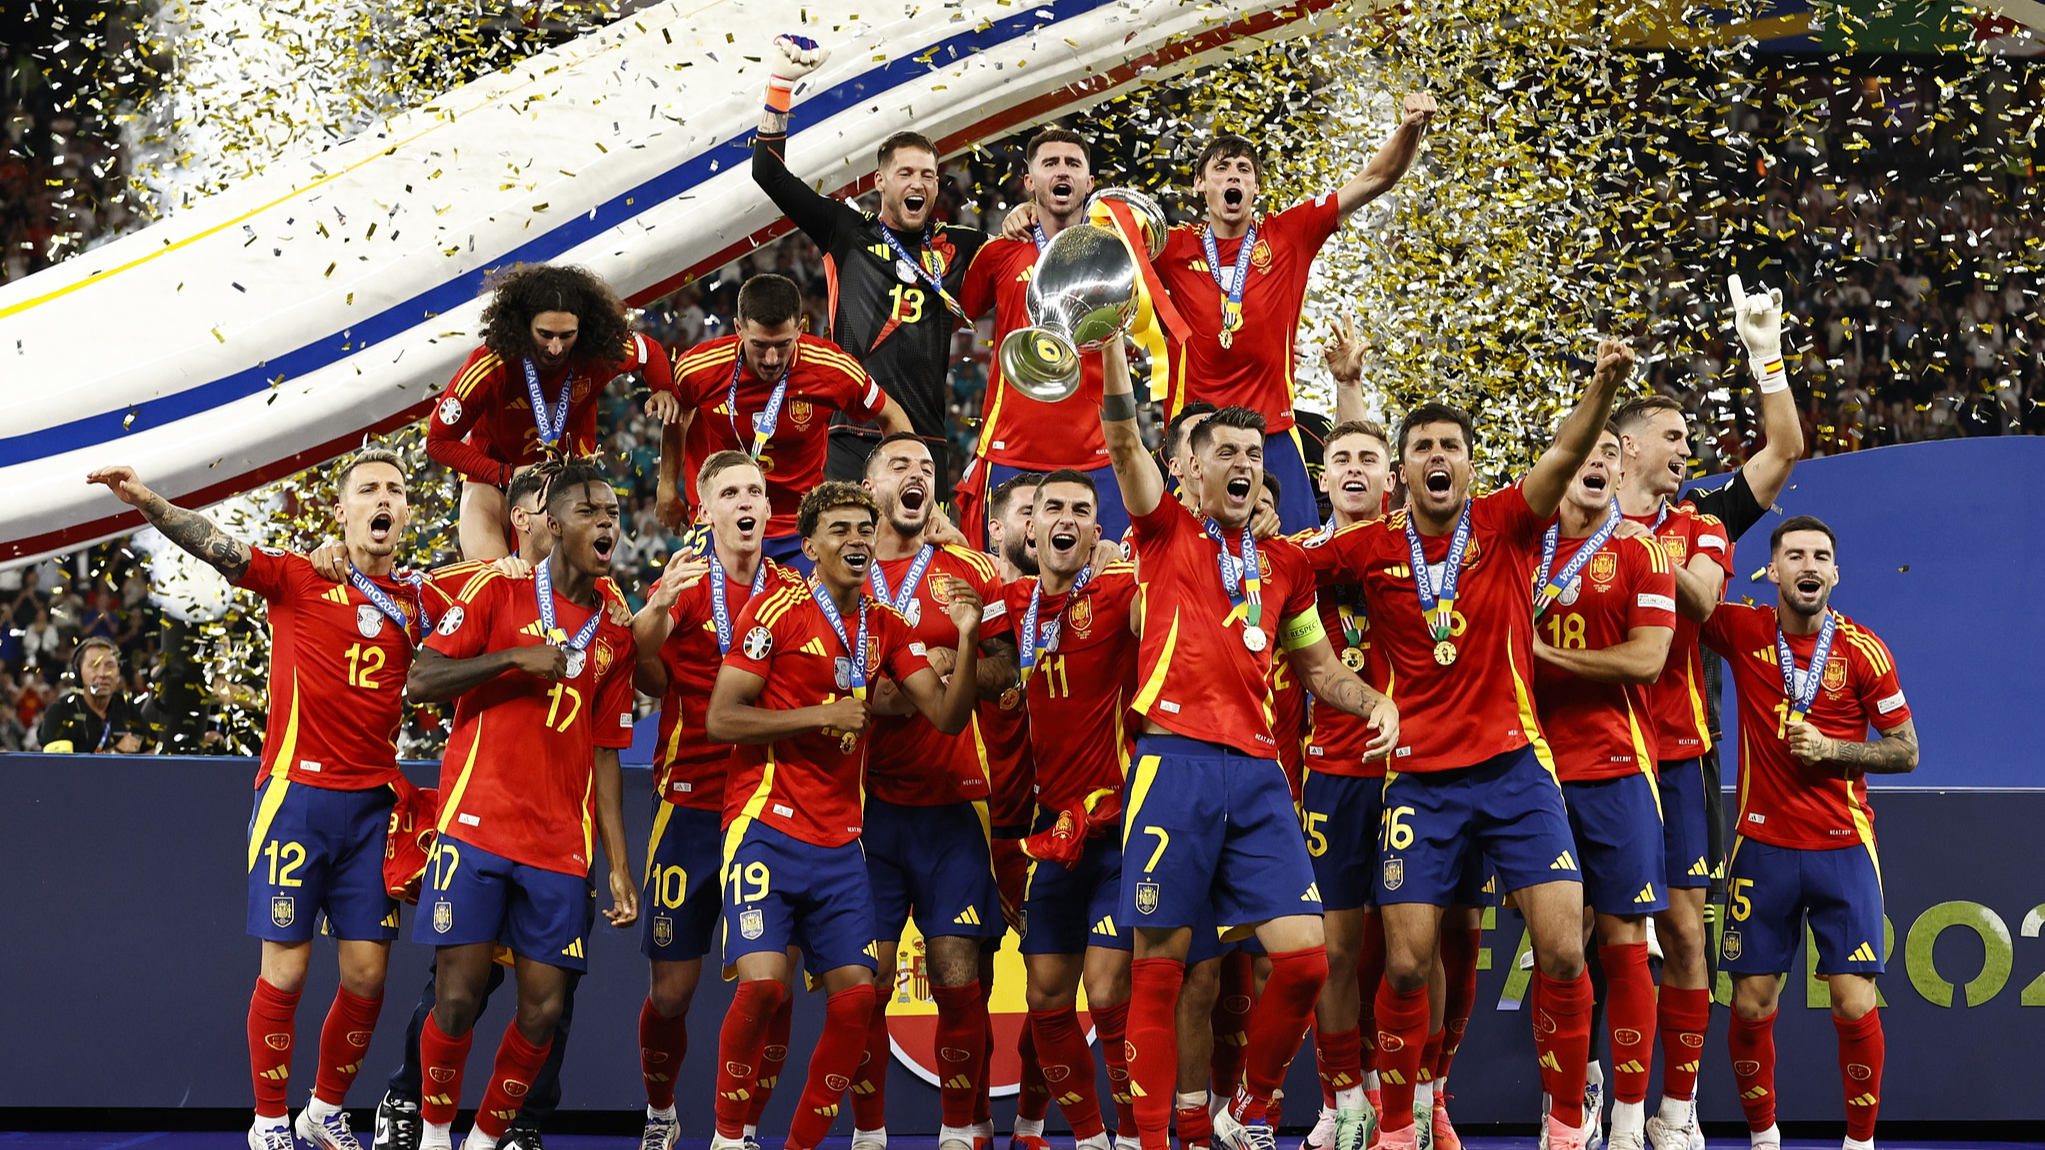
[246, 672, 304, 871]
[1123, 754, 1162, 849]
[1130, 609, 1181, 715]
[645, 799, 676, 885]
[435, 715, 487, 836]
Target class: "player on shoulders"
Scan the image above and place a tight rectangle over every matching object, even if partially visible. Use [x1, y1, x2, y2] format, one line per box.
[1155, 95, 1434, 534]
[656, 273, 914, 570]
[631, 451, 802, 1150]
[753, 35, 989, 482]
[704, 481, 981, 1150]
[1612, 276, 1803, 1150]
[427, 264, 678, 560]
[851, 434, 1020, 1150]
[1702, 517, 1915, 1150]
[1096, 338, 1398, 1150]
[403, 460, 640, 1150]
[89, 449, 449, 1150]
[955, 127, 1132, 544]
[1001, 469, 1143, 1150]
[1298, 339, 1637, 1150]
[1528, 428, 1679, 1150]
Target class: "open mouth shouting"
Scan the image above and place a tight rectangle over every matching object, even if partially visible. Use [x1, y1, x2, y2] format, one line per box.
[734, 514, 759, 538]
[1582, 472, 1608, 494]
[368, 511, 395, 545]
[1047, 178, 1076, 207]
[1223, 187, 1245, 208]
[1424, 467, 1453, 497]
[1795, 573, 1823, 596]
[904, 194, 928, 215]
[898, 482, 929, 516]
[1225, 476, 1253, 505]
[591, 532, 617, 565]
[842, 546, 872, 575]
[1048, 529, 1080, 559]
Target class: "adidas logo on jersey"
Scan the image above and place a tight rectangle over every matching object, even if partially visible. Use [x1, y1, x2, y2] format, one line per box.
[1551, 851, 1577, 871]
[1849, 941, 1879, 963]
[1688, 858, 1711, 877]
[1302, 882, 1321, 902]
[322, 586, 350, 605]
[560, 938, 585, 959]
[801, 638, 830, 657]
[1633, 883, 1656, 903]
[954, 906, 983, 926]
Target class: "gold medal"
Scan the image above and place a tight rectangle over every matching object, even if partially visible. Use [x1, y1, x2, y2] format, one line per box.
[1342, 646, 1365, 672]
[1433, 639, 1458, 666]
[1218, 329, 1234, 349]
[839, 731, 858, 754]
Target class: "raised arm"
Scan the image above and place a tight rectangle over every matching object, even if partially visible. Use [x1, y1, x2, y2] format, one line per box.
[406, 643, 564, 703]
[654, 415, 694, 533]
[593, 747, 640, 927]
[1789, 718, 1918, 775]
[753, 36, 861, 242]
[1323, 315, 1372, 426]
[1727, 275, 1803, 510]
[630, 561, 705, 695]
[1335, 93, 1437, 216]
[1534, 622, 1674, 684]
[1099, 339, 1165, 519]
[87, 466, 251, 581]
[1286, 636, 1399, 759]
[1523, 340, 1635, 519]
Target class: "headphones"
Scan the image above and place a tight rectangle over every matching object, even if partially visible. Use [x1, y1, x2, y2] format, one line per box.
[69, 638, 121, 685]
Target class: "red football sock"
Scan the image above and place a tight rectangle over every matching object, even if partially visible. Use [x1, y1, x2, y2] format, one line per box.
[418, 1012, 474, 1127]
[1129, 957, 1185, 1150]
[975, 981, 996, 1127]
[1597, 943, 1656, 1106]
[1357, 914, 1386, 1078]
[713, 980, 787, 1138]
[788, 984, 876, 1150]
[1229, 947, 1325, 1123]
[1657, 985, 1711, 1102]
[247, 978, 302, 1120]
[1727, 1010, 1777, 1133]
[1032, 1007, 1106, 1137]
[1017, 1015, 1052, 1123]
[1531, 969, 1593, 1130]
[312, 985, 382, 1107]
[1316, 1027, 1361, 1106]
[932, 981, 988, 1128]
[1372, 982, 1428, 1133]
[851, 993, 891, 1131]
[1437, 926, 1480, 1084]
[1834, 1009, 1883, 1142]
[472, 1020, 552, 1140]
[1093, 999, 1137, 1136]
[1176, 1099, 1213, 1148]
[747, 993, 794, 1127]
[1416, 1031, 1443, 1087]
[1209, 952, 1255, 1096]
[639, 997, 689, 1111]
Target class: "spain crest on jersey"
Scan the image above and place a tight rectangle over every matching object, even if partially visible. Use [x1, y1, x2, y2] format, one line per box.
[1721, 928, 1743, 960]
[927, 572, 956, 607]
[1589, 551, 1619, 585]
[1659, 533, 1688, 563]
[433, 899, 454, 934]
[1250, 239, 1273, 271]
[789, 399, 815, 429]
[739, 908, 765, 940]
[1822, 657, 1848, 692]
[1381, 859, 1405, 891]
[1067, 593, 1095, 638]
[1135, 881, 1160, 914]
[653, 915, 674, 947]
[271, 896, 295, 928]
[594, 638, 616, 678]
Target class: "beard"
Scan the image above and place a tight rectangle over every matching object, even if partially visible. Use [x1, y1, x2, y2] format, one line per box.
[1003, 534, 1039, 577]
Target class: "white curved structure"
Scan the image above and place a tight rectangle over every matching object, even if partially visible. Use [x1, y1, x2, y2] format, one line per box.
[0, 0, 1370, 565]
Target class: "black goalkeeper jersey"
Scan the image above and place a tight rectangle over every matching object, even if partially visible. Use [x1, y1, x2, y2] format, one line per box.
[753, 133, 988, 456]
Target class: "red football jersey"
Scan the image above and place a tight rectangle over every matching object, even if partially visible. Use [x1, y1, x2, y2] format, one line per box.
[865, 545, 1013, 806]
[1004, 565, 1140, 811]
[236, 548, 452, 791]
[1127, 499, 1321, 757]
[1271, 649, 1309, 800]
[426, 335, 676, 484]
[672, 334, 887, 536]
[1531, 533, 1678, 782]
[1703, 604, 1911, 850]
[1302, 485, 1553, 773]
[1156, 195, 1342, 431]
[721, 580, 932, 848]
[650, 559, 800, 812]
[958, 237, 1111, 471]
[427, 569, 637, 875]
[1627, 502, 1735, 762]
[1303, 571, 1386, 779]
[980, 689, 1035, 830]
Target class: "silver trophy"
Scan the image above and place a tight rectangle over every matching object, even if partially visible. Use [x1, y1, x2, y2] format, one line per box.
[996, 187, 1169, 403]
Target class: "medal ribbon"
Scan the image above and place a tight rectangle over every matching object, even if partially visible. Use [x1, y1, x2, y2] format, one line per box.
[809, 577, 870, 699]
[1019, 564, 1095, 682]
[1337, 588, 1366, 651]
[1031, 222, 1049, 253]
[1776, 610, 1838, 724]
[728, 347, 794, 461]
[1405, 500, 1472, 643]
[1533, 505, 1621, 618]
[1203, 519, 1263, 629]
[521, 358, 575, 449]
[877, 224, 965, 318]
[708, 555, 771, 656]
[868, 544, 936, 615]
[534, 558, 602, 653]
[1200, 219, 1258, 337]
[348, 564, 428, 644]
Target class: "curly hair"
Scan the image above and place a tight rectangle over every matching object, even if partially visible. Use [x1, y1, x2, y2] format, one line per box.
[478, 263, 631, 368]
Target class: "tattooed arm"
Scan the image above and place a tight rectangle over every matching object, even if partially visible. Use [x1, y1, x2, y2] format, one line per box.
[1787, 718, 1919, 775]
[1287, 636, 1400, 760]
[87, 466, 251, 581]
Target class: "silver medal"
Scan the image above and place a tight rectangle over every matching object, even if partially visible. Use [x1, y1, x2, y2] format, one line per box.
[564, 647, 587, 679]
[1242, 626, 1266, 653]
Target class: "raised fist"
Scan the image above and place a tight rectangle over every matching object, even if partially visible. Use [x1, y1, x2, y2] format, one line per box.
[771, 35, 830, 82]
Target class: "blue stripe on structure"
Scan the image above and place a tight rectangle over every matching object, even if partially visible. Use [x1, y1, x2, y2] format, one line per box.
[0, 0, 1128, 466]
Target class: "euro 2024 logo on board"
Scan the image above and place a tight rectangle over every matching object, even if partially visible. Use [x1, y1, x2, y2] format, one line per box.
[885, 919, 1103, 1095]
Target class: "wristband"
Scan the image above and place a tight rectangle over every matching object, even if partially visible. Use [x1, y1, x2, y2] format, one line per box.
[765, 76, 797, 114]
[1100, 391, 1138, 422]
[1750, 353, 1788, 394]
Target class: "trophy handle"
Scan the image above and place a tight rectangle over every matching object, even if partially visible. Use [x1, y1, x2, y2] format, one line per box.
[997, 327, 1084, 403]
